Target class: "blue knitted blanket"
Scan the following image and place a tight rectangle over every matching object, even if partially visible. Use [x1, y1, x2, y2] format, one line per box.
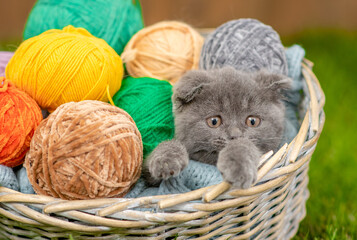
[0, 45, 305, 197]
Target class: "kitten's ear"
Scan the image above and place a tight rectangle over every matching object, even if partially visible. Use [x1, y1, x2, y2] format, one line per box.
[173, 70, 211, 108]
[254, 70, 292, 97]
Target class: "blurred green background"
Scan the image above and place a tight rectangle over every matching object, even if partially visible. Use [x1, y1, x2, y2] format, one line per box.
[1, 0, 357, 239]
[284, 30, 357, 240]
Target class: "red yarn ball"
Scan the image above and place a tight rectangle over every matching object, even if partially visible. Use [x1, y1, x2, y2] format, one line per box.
[0, 77, 43, 167]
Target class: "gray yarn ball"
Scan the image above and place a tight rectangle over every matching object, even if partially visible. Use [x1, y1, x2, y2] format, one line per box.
[200, 18, 288, 75]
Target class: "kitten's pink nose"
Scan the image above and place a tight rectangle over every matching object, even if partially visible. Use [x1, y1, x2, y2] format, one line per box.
[228, 127, 241, 140]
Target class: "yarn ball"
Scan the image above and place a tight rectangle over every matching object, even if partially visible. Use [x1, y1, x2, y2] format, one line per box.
[0, 78, 43, 167]
[6, 25, 123, 112]
[200, 18, 288, 75]
[23, 0, 144, 54]
[0, 51, 14, 77]
[121, 21, 204, 84]
[112, 76, 174, 159]
[25, 100, 143, 200]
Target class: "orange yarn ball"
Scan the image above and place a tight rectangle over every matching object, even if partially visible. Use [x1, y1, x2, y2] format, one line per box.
[0, 77, 43, 167]
[25, 100, 143, 200]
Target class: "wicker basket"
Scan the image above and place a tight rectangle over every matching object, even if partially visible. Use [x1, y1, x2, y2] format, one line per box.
[0, 60, 325, 240]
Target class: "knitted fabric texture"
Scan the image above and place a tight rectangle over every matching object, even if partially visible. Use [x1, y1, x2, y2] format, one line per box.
[0, 165, 19, 191]
[282, 45, 305, 144]
[121, 21, 204, 84]
[25, 100, 143, 200]
[286, 45, 306, 82]
[6, 25, 123, 112]
[200, 18, 288, 75]
[0, 51, 13, 77]
[0, 166, 35, 194]
[23, 0, 144, 54]
[16, 167, 35, 194]
[125, 160, 223, 198]
[0, 78, 43, 167]
[112, 76, 175, 159]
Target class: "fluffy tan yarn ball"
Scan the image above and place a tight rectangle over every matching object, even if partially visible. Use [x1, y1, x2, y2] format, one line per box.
[121, 21, 204, 84]
[25, 100, 143, 200]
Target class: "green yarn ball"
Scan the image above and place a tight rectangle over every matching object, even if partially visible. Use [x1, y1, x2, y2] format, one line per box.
[113, 77, 175, 159]
[23, 0, 144, 54]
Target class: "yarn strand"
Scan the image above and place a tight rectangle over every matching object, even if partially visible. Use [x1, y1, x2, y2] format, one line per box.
[107, 85, 115, 106]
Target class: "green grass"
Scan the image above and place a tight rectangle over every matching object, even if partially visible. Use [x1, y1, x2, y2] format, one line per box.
[283, 30, 357, 240]
[1, 30, 356, 239]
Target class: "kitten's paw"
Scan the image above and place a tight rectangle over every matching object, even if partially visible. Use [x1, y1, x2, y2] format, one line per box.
[218, 159, 257, 189]
[146, 140, 189, 180]
[217, 139, 261, 189]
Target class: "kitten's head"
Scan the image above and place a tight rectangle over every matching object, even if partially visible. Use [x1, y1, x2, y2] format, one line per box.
[173, 67, 292, 165]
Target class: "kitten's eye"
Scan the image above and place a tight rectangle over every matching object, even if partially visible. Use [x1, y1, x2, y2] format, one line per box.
[246, 116, 261, 127]
[206, 116, 222, 128]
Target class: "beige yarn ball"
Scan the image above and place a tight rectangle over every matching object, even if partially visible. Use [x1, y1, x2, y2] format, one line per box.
[121, 21, 204, 84]
[25, 100, 143, 200]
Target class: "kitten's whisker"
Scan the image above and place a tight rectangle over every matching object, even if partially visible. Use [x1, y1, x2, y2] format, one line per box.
[198, 151, 216, 164]
[200, 152, 211, 160]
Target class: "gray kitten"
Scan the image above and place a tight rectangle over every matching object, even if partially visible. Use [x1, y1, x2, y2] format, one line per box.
[144, 67, 292, 188]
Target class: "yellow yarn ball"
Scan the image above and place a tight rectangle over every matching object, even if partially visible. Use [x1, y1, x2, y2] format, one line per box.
[6, 25, 123, 112]
[121, 21, 204, 84]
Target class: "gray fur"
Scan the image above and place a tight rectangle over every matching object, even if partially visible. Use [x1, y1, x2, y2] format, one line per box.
[217, 138, 261, 188]
[145, 67, 291, 188]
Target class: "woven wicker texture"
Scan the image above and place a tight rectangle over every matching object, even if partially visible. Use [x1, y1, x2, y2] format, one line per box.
[0, 61, 325, 239]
